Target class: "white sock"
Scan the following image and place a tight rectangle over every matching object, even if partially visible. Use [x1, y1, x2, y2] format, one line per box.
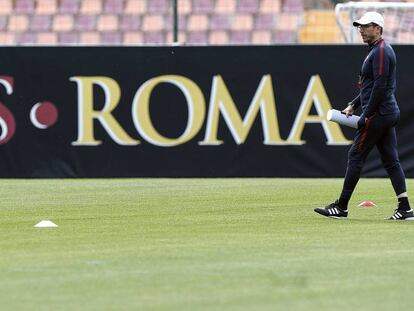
[397, 192, 408, 199]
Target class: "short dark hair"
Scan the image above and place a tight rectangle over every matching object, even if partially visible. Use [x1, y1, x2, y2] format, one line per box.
[369, 23, 383, 35]
[374, 24, 383, 35]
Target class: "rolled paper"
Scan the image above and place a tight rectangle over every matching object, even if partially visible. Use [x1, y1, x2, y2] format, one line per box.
[327, 109, 360, 129]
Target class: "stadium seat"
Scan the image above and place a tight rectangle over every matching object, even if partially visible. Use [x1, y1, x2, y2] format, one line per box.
[299, 26, 342, 43]
[17, 32, 35, 44]
[229, 31, 250, 44]
[259, 0, 281, 13]
[164, 14, 187, 31]
[166, 30, 186, 43]
[298, 10, 343, 43]
[103, 0, 125, 14]
[59, 32, 78, 44]
[37, 32, 58, 44]
[232, 14, 254, 31]
[187, 31, 208, 44]
[400, 13, 414, 28]
[282, 0, 304, 13]
[0, 0, 12, 15]
[277, 13, 302, 31]
[142, 15, 164, 31]
[210, 14, 230, 31]
[120, 15, 141, 31]
[143, 31, 165, 44]
[31, 15, 52, 31]
[384, 14, 399, 32]
[36, 0, 58, 15]
[209, 30, 229, 44]
[101, 32, 122, 45]
[124, 0, 146, 14]
[15, 0, 35, 14]
[53, 14, 74, 32]
[0, 15, 8, 31]
[252, 30, 272, 44]
[80, 0, 102, 15]
[147, 0, 170, 14]
[192, 0, 215, 14]
[188, 14, 209, 31]
[215, 0, 236, 14]
[397, 31, 413, 43]
[0, 0, 318, 45]
[79, 31, 101, 44]
[123, 32, 143, 45]
[273, 30, 297, 43]
[8, 15, 30, 32]
[237, 0, 259, 14]
[254, 13, 276, 30]
[75, 15, 96, 31]
[59, 0, 79, 14]
[97, 15, 119, 32]
[304, 0, 334, 10]
[0, 33, 15, 45]
[304, 10, 336, 26]
[177, 0, 192, 15]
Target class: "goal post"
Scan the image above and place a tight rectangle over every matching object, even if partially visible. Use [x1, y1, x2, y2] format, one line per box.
[335, 1, 414, 43]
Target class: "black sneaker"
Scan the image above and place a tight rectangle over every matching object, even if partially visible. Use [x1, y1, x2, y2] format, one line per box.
[388, 209, 414, 220]
[314, 200, 348, 219]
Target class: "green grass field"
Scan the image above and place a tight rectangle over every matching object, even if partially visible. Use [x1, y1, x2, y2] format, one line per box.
[1, 178, 414, 311]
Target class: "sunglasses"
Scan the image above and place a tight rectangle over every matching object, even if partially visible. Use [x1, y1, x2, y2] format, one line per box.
[357, 23, 378, 30]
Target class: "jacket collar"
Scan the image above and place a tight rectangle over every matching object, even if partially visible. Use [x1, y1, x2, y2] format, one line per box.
[369, 38, 383, 50]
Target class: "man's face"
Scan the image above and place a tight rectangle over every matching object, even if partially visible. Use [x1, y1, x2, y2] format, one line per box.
[358, 23, 381, 44]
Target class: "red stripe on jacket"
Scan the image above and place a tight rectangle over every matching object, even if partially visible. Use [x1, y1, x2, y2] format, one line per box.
[379, 40, 385, 76]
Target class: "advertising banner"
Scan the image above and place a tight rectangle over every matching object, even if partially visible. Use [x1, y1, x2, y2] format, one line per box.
[0, 46, 413, 177]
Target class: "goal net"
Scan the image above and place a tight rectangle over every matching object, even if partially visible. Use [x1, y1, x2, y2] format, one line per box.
[335, 1, 414, 44]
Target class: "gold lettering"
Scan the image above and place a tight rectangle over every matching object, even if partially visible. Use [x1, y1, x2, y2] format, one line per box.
[287, 75, 351, 145]
[200, 75, 284, 145]
[132, 75, 205, 146]
[70, 76, 139, 146]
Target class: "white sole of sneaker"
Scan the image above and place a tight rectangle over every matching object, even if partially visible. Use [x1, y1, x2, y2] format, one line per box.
[387, 217, 414, 221]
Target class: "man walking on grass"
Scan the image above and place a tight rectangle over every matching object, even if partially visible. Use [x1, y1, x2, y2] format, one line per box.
[314, 11, 413, 220]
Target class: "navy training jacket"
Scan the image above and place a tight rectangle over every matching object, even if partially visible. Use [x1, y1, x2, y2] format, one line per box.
[350, 38, 400, 118]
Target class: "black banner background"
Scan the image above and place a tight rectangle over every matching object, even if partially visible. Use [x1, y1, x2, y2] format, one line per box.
[0, 45, 413, 177]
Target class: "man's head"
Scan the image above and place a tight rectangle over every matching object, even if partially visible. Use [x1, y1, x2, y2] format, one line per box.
[353, 12, 384, 44]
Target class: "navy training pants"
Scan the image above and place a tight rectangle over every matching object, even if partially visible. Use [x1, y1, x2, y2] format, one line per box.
[340, 113, 406, 200]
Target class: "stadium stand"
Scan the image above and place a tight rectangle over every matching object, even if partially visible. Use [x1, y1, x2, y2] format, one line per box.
[0, 0, 410, 46]
[0, 0, 295, 45]
[299, 10, 344, 43]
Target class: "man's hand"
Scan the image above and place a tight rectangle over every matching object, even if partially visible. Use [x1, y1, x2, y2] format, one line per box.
[357, 115, 367, 129]
[342, 104, 354, 117]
